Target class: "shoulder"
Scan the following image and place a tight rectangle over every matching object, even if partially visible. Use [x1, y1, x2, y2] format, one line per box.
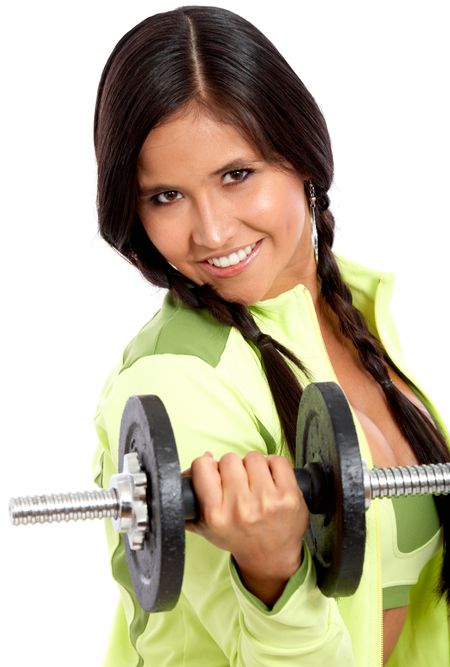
[94, 292, 281, 476]
[122, 290, 232, 371]
[95, 291, 237, 452]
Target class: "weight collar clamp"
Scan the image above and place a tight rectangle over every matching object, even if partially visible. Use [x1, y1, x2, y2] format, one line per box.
[110, 452, 149, 550]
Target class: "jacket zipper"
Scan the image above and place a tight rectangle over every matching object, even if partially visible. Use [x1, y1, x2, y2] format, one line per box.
[299, 284, 384, 667]
[376, 509, 384, 667]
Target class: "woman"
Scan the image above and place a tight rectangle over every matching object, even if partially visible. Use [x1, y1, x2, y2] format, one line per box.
[92, 5, 450, 665]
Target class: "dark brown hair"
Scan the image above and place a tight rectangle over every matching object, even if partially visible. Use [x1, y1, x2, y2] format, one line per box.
[94, 5, 450, 602]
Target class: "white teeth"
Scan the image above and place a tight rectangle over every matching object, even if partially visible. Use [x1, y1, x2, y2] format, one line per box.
[206, 242, 257, 267]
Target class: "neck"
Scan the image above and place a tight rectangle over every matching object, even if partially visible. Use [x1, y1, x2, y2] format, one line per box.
[297, 258, 321, 310]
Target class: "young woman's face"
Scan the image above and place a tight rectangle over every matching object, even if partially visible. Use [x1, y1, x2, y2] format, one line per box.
[136, 107, 314, 304]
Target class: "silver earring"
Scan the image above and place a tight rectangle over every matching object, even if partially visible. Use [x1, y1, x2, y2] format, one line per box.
[308, 180, 319, 263]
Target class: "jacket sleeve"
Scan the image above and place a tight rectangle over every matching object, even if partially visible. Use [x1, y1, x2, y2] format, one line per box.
[92, 352, 354, 666]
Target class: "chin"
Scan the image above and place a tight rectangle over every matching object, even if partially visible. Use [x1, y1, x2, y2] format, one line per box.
[218, 287, 263, 306]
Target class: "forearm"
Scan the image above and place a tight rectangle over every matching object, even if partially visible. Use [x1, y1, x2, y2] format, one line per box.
[233, 548, 303, 608]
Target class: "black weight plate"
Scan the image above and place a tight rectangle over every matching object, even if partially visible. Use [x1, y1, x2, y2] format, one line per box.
[118, 394, 185, 612]
[296, 382, 366, 597]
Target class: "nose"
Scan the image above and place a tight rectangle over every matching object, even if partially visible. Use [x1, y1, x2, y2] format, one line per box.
[190, 195, 238, 250]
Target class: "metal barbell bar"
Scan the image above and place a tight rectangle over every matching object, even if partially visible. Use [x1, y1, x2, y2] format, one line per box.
[10, 460, 450, 527]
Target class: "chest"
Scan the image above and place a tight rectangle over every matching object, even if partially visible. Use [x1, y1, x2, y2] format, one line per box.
[318, 316, 427, 469]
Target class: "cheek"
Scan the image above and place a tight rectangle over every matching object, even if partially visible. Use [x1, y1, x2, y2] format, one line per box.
[248, 182, 307, 238]
[139, 211, 185, 262]
[243, 187, 277, 219]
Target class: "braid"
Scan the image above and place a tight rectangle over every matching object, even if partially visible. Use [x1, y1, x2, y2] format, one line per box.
[317, 215, 392, 382]
[316, 204, 450, 603]
[168, 271, 313, 453]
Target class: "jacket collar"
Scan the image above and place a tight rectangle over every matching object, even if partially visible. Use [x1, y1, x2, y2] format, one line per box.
[249, 252, 396, 340]
[335, 253, 396, 338]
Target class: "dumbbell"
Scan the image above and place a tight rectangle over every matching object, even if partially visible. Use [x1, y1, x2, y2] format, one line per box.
[10, 382, 450, 612]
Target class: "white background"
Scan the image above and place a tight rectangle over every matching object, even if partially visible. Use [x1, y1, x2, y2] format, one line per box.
[1, 1, 449, 664]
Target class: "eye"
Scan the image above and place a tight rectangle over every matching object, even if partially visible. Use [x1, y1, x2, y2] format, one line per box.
[223, 168, 254, 184]
[151, 190, 183, 206]
[149, 168, 254, 207]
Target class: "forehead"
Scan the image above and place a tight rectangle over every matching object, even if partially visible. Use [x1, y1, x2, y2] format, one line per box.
[137, 109, 260, 177]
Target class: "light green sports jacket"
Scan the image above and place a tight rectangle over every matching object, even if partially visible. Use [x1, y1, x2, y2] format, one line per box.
[92, 253, 450, 667]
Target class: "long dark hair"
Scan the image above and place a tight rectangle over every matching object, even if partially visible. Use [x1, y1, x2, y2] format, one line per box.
[93, 5, 450, 602]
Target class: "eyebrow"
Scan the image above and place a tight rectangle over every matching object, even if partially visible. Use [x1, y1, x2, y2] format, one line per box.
[138, 157, 261, 197]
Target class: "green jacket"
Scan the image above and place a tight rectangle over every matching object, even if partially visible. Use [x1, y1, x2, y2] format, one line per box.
[92, 253, 450, 666]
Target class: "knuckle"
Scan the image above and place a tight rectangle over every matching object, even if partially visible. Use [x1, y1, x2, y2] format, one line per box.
[281, 490, 302, 512]
[191, 452, 217, 471]
[260, 499, 278, 518]
[219, 452, 241, 466]
[267, 454, 290, 468]
[243, 450, 265, 464]
[191, 453, 208, 468]
[202, 505, 226, 529]
[237, 502, 261, 526]
[218, 452, 242, 475]
[264, 490, 300, 516]
[264, 493, 286, 514]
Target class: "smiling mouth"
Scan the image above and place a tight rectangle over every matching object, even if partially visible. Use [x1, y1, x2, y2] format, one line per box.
[199, 239, 263, 278]
[205, 242, 258, 268]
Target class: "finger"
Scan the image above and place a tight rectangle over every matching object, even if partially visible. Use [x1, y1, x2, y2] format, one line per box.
[182, 451, 214, 477]
[242, 450, 275, 493]
[266, 455, 298, 492]
[218, 452, 251, 497]
[190, 451, 222, 511]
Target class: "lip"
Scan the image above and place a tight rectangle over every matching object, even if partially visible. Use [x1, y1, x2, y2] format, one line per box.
[199, 239, 263, 278]
[200, 241, 258, 262]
